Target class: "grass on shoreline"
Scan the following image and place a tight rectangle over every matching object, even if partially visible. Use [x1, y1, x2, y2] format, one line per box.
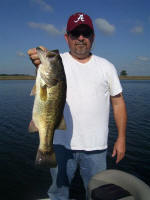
[0, 75, 150, 80]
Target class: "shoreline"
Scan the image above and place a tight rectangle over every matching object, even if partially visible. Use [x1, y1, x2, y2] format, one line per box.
[119, 76, 150, 80]
[0, 75, 35, 80]
[0, 75, 150, 80]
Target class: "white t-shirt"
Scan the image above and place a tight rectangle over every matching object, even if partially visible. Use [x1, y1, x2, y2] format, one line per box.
[53, 52, 122, 151]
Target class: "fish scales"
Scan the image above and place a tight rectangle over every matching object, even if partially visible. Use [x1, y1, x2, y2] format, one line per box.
[29, 47, 66, 167]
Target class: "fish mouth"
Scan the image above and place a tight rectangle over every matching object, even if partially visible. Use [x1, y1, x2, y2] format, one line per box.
[46, 50, 60, 59]
[36, 46, 43, 51]
[46, 51, 57, 58]
[36, 47, 59, 58]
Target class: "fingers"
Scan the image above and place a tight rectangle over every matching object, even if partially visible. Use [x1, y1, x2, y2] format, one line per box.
[27, 48, 40, 68]
[116, 152, 125, 164]
[27, 46, 47, 56]
[27, 48, 36, 56]
[112, 148, 121, 163]
[112, 144, 125, 164]
[27, 46, 48, 67]
[112, 137, 126, 164]
[112, 148, 116, 158]
[30, 53, 41, 66]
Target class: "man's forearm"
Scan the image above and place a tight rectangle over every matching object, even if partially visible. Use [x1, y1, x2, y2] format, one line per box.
[111, 94, 127, 138]
[111, 94, 127, 163]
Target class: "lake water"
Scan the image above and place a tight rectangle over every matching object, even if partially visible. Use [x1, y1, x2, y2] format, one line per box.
[0, 80, 150, 200]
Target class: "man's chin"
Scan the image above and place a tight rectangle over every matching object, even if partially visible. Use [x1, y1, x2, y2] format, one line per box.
[75, 47, 88, 55]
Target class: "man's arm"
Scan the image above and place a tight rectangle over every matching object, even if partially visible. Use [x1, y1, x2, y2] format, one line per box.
[110, 93, 127, 163]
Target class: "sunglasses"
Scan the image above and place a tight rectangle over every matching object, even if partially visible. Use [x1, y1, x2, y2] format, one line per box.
[68, 29, 93, 39]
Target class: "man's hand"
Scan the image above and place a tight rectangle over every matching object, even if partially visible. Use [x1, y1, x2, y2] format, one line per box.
[27, 46, 47, 68]
[112, 137, 126, 163]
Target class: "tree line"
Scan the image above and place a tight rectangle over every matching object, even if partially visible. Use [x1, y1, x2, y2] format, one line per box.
[120, 70, 127, 76]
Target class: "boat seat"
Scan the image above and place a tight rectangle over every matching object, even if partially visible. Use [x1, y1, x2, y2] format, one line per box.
[88, 169, 150, 200]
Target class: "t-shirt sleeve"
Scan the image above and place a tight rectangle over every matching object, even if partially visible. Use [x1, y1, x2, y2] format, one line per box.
[107, 64, 122, 96]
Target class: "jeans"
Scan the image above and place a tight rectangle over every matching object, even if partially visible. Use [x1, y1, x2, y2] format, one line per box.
[48, 145, 107, 200]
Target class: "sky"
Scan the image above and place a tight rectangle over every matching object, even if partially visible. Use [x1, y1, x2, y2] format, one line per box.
[0, 0, 150, 75]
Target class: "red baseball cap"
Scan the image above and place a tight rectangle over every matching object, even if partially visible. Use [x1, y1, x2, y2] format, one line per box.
[66, 12, 94, 32]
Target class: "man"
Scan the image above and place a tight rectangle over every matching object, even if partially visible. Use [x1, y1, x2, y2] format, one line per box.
[28, 12, 127, 200]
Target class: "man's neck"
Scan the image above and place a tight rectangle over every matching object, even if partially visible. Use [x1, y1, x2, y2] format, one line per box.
[69, 52, 92, 63]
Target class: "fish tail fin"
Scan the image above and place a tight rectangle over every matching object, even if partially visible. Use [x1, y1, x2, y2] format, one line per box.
[35, 149, 57, 168]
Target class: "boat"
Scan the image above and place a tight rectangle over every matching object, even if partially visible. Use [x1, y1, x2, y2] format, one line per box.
[88, 169, 150, 200]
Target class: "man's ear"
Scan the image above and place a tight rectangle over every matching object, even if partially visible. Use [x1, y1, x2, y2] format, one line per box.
[64, 33, 69, 44]
[91, 34, 95, 43]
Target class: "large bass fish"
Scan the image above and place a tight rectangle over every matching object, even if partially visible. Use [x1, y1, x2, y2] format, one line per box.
[29, 47, 66, 167]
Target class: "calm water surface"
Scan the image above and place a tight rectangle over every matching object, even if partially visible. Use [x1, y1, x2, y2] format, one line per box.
[0, 80, 150, 200]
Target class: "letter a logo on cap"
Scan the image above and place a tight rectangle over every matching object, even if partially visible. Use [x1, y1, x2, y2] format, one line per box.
[66, 12, 94, 32]
[74, 14, 85, 23]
